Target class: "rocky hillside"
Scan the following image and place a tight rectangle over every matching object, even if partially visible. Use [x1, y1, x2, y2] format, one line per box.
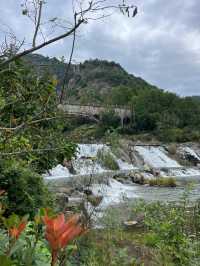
[24, 54, 159, 104]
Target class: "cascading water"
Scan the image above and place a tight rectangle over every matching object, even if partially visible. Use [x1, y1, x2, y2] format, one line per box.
[134, 146, 181, 169]
[91, 178, 138, 209]
[45, 144, 200, 206]
[45, 144, 136, 179]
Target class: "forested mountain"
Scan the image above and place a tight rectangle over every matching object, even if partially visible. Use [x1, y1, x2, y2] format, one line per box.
[25, 54, 200, 142]
[24, 54, 159, 105]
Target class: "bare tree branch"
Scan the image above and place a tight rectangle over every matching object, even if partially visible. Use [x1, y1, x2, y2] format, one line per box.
[0, 19, 84, 67]
[59, 13, 77, 104]
[0, 0, 137, 68]
[32, 0, 43, 47]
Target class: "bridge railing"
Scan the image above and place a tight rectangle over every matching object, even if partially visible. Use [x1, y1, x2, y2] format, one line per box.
[63, 101, 132, 110]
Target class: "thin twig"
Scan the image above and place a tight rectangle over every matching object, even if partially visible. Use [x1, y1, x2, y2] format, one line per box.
[32, 0, 43, 47]
[0, 19, 84, 67]
[59, 13, 77, 104]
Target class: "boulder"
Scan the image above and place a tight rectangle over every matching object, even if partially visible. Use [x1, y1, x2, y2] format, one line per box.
[123, 214, 145, 229]
[131, 173, 145, 185]
[63, 159, 76, 174]
[57, 187, 74, 195]
[84, 189, 93, 196]
[87, 195, 103, 207]
[123, 221, 138, 228]
[55, 193, 69, 211]
[113, 173, 129, 180]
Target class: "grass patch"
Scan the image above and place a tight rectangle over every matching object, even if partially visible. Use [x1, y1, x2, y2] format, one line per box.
[148, 177, 177, 187]
[97, 149, 119, 170]
[75, 229, 152, 266]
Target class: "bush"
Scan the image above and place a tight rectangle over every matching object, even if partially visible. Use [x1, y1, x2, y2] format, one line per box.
[0, 161, 52, 217]
[97, 149, 119, 170]
[158, 128, 184, 142]
[101, 110, 121, 129]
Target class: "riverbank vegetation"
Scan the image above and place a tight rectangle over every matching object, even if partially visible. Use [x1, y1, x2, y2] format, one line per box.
[1, 188, 200, 265]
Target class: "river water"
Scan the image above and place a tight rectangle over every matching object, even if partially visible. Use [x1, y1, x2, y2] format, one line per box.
[45, 143, 200, 209]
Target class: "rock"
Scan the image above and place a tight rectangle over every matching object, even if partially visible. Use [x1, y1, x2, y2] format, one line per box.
[68, 197, 83, 204]
[55, 193, 69, 203]
[115, 177, 126, 184]
[143, 164, 151, 172]
[71, 191, 84, 198]
[123, 221, 138, 229]
[151, 169, 160, 176]
[57, 187, 74, 195]
[123, 214, 145, 229]
[113, 172, 129, 180]
[55, 193, 69, 211]
[75, 186, 84, 192]
[84, 189, 93, 196]
[63, 159, 76, 174]
[66, 197, 83, 211]
[131, 172, 145, 185]
[87, 195, 103, 207]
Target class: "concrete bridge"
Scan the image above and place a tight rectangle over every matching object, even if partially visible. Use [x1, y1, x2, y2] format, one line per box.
[58, 103, 132, 127]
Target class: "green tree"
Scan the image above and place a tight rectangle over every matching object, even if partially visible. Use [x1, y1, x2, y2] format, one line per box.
[0, 60, 76, 216]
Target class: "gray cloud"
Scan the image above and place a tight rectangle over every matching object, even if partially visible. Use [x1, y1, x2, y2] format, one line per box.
[1, 0, 200, 96]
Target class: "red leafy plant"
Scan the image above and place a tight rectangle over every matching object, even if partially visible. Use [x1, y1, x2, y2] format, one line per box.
[9, 221, 27, 240]
[43, 211, 87, 266]
[3, 214, 28, 256]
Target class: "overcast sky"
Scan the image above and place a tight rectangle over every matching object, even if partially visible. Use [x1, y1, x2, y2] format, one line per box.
[1, 0, 200, 96]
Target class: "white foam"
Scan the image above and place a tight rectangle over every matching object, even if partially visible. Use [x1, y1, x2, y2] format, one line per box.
[170, 168, 200, 178]
[76, 144, 107, 159]
[181, 147, 200, 161]
[91, 178, 138, 209]
[116, 159, 136, 170]
[44, 164, 72, 179]
[45, 143, 138, 179]
[135, 146, 181, 169]
[72, 158, 106, 175]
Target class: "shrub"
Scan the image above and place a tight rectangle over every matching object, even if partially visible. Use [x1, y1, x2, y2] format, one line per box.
[136, 199, 195, 266]
[97, 149, 119, 170]
[158, 128, 184, 142]
[101, 110, 121, 129]
[0, 161, 52, 217]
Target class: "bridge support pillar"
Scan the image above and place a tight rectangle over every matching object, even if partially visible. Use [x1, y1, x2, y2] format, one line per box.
[120, 116, 124, 128]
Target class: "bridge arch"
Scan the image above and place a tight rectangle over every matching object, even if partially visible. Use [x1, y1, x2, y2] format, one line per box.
[58, 103, 133, 127]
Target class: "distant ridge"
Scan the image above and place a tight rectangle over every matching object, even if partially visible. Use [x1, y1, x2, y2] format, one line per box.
[24, 53, 160, 104]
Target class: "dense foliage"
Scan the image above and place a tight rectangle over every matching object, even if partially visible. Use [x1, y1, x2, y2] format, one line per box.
[0, 192, 86, 266]
[0, 60, 76, 216]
